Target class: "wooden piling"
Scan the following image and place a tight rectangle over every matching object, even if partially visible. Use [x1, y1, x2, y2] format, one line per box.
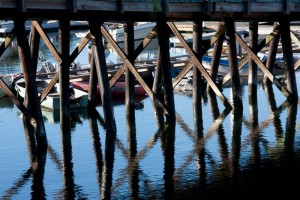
[157, 19, 175, 122]
[192, 20, 203, 130]
[280, 18, 298, 101]
[264, 22, 280, 84]
[29, 20, 41, 74]
[14, 17, 47, 148]
[89, 20, 116, 132]
[224, 19, 242, 109]
[124, 22, 136, 119]
[59, 19, 71, 132]
[248, 21, 258, 94]
[207, 22, 225, 91]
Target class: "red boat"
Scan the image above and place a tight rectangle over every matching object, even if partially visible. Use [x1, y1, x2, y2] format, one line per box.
[71, 81, 147, 99]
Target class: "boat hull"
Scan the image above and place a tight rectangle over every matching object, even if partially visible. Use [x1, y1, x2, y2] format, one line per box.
[71, 81, 147, 99]
[15, 78, 88, 110]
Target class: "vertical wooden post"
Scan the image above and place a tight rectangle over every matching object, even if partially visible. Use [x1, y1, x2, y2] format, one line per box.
[59, 19, 71, 132]
[207, 22, 225, 92]
[224, 19, 243, 109]
[264, 22, 280, 84]
[248, 21, 258, 94]
[14, 18, 47, 148]
[29, 20, 41, 74]
[152, 47, 163, 99]
[157, 19, 175, 122]
[89, 19, 116, 132]
[192, 21, 203, 131]
[88, 52, 100, 106]
[280, 18, 298, 101]
[124, 22, 135, 119]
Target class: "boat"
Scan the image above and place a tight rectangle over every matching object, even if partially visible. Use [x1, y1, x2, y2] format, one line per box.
[71, 80, 147, 100]
[107, 22, 158, 50]
[0, 74, 14, 97]
[15, 78, 88, 110]
[202, 52, 286, 76]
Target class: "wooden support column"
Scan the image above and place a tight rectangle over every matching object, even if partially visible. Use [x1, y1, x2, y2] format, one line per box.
[280, 18, 298, 101]
[224, 19, 243, 109]
[248, 21, 258, 94]
[124, 22, 136, 119]
[29, 20, 41, 78]
[14, 18, 47, 148]
[59, 19, 71, 132]
[207, 22, 225, 91]
[157, 19, 175, 122]
[192, 21, 203, 130]
[264, 22, 280, 84]
[88, 52, 100, 106]
[89, 20, 116, 132]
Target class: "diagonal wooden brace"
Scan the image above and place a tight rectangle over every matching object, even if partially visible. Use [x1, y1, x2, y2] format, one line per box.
[167, 22, 233, 109]
[101, 25, 169, 114]
[235, 34, 291, 98]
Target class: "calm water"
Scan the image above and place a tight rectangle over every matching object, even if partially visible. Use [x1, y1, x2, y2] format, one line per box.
[1, 30, 300, 199]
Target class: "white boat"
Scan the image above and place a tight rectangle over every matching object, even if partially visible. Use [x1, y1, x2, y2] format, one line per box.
[202, 52, 286, 76]
[108, 22, 158, 50]
[0, 74, 14, 97]
[15, 78, 88, 110]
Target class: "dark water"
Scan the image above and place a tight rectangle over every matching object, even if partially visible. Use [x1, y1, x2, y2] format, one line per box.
[1, 30, 300, 199]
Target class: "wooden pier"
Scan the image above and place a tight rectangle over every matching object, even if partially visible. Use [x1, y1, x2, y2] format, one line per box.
[1, 0, 300, 147]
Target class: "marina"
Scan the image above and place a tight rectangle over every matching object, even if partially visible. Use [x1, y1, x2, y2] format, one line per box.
[2, 0, 300, 199]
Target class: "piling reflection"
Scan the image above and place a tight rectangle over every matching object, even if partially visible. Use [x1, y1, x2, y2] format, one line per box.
[4, 81, 300, 199]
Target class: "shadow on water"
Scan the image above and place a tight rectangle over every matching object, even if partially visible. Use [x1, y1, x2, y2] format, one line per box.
[2, 74, 300, 199]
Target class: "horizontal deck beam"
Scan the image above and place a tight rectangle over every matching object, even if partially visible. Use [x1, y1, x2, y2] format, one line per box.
[1, 1, 300, 21]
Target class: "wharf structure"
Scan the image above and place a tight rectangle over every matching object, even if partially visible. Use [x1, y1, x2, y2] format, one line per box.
[0, 0, 300, 144]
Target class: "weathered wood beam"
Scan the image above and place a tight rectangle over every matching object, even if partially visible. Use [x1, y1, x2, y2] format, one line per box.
[192, 20, 203, 129]
[101, 25, 170, 114]
[157, 20, 175, 121]
[280, 19, 298, 100]
[248, 21, 258, 88]
[264, 22, 280, 83]
[124, 22, 136, 118]
[58, 19, 71, 130]
[29, 21, 41, 76]
[14, 18, 47, 146]
[235, 33, 291, 98]
[90, 20, 116, 132]
[225, 19, 242, 109]
[207, 22, 225, 91]
[167, 21, 233, 109]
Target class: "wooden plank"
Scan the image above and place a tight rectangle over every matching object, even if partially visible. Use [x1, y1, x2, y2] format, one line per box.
[167, 21, 233, 109]
[235, 33, 291, 98]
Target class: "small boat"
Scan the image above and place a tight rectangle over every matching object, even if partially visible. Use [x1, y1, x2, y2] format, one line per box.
[202, 52, 286, 76]
[0, 74, 14, 97]
[15, 78, 88, 110]
[108, 22, 158, 50]
[71, 81, 147, 99]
